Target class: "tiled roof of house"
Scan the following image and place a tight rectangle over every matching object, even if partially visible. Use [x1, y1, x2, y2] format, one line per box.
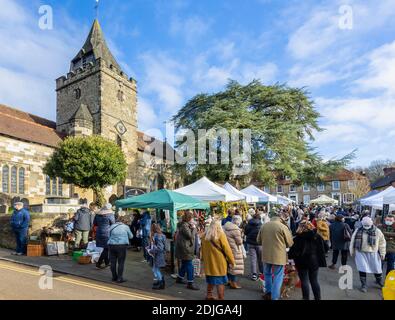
[0, 104, 64, 148]
[371, 172, 395, 190]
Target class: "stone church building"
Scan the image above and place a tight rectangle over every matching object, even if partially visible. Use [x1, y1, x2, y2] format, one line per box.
[0, 19, 180, 210]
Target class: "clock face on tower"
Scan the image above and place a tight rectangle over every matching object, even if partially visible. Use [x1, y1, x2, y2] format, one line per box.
[115, 121, 127, 136]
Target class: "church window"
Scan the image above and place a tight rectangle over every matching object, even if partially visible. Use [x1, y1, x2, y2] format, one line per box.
[2, 165, 9, 193]
[51, 177, 57, 195]
[74, 88, 81, 100]
[58, 178, 63, 196]
[11, 166, 17, 194]
[46, 176, 51, 195]
[117, 90, 125, 102]
[18, 168, 25, 194]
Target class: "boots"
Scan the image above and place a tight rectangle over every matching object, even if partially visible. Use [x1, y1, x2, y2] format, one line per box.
[229, 281, 242, 289]
[187, 282, 200, 291]
[206, 284, 217, 300]
[152, 281, 160, 290]
[360, 276, 368, 293]
[159, 278, 165, 290]
[217, 284, 225, 300]
[375, 275, 383, 288]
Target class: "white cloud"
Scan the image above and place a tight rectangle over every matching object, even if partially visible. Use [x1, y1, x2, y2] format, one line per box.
[0, 0, 80, 120]
[170, 15, 211, 45]
[139, 53, 185, 113]
[137, 97, 160, 131]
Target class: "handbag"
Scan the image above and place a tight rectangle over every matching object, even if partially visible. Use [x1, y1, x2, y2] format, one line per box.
[344, 225, 352, 241]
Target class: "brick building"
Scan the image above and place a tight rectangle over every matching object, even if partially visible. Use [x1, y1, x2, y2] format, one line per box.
[263, 169, 366, 206]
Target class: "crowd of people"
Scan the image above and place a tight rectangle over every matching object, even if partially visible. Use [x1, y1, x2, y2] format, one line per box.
[8, 199, 395, 300]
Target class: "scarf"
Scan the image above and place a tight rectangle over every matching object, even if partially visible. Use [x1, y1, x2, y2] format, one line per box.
[354, 226, 377, 251]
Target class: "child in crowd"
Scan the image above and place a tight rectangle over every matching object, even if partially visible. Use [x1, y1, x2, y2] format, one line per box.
[148, 223, 167, 290]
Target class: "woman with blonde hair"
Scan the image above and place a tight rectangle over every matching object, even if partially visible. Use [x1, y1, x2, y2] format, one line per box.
[201, 219, 235, 300]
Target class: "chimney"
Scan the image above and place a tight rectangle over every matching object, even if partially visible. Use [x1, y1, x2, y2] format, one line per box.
[383, 167, 395, 176]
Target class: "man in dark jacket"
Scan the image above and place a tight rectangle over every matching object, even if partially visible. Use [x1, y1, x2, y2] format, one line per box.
[175, 211, 199, 290]
[328, 214, 352, 269]
[10, 202, 30, 255]
[244, 213, 263, 280]
[73, 203, 93, 249]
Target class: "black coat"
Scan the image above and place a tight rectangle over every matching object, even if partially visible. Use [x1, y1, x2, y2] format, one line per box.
[244, 219, 262, 246]
[289, 230, 327, 270]
[330, 221, 351, 250]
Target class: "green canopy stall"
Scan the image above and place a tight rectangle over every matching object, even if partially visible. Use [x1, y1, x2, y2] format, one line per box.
[115, 189, 210, 273]
[115, 189, 210, 235]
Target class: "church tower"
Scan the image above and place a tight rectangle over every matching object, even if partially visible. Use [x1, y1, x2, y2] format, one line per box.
[56, 19, 139, 198]
[56, 19, 138, 161]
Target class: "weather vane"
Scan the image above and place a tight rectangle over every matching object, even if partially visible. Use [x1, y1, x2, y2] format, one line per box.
[95, 0, 99, 19]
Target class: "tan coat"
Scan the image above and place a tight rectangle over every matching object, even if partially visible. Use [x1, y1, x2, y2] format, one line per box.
[257, 217, 294, 266]
[350, 228, 387, 257]
[317, 220, 330, 241]
[223, 222, 244, 276]
[201, 232, 235, 276]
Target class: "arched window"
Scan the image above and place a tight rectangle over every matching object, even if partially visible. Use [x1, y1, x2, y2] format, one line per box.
[46, 176, 51, 195]
[11, 166, 17, 194]
[19, 168, 25, 194]
[58, 178, 63, 197]
[51, 177, 57, 195]
[2, 165, 9, 193]
[74, 88, 81, 100]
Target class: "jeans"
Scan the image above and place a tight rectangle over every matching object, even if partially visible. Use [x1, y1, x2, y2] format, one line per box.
[298, 268, 321, 300]
[386, 253, 395, 275]
[153, 266, 163, 281]
[332, 249, 348, 266]
[13, 228, 28, 254]
[74, 229, 89, 248]
[264, 264, 284, 301]
[97, 248, 109, 266]
[228, 274, 237, 282]
[109, 245, 128, 281]
[248, 245, 263, 275]
[178, 260, 194, 283]
[142, 236, 149, 261]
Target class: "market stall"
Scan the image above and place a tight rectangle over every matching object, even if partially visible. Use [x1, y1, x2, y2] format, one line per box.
[115, 189, 210, 273]
[175, 177, 243, 202]
[276, 195, 296, 206]
[223, 183, 259, 203]
[240, 185, 277, 212]
[310, 195, 339, 205]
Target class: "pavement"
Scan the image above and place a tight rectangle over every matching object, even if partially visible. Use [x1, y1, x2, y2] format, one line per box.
[0, 247, 384, 300]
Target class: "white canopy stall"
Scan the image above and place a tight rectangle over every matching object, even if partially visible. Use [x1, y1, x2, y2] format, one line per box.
[175, 177, 243, 202]
[276, 195, 296, 206]
[360, 186, 395, 218]
[241, 185, 277, 211]
[223, 183, 259, 203]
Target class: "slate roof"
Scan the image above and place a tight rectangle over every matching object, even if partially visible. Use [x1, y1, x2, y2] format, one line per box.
[71, 104, 93, 121]
[71, 19, 122, 72]
[371, 172, 395, 190]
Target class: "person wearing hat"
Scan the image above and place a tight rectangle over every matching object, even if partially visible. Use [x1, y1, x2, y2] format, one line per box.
[73, 201, 94, 249]
[328, 213, 352, 270]
[10, 202, 30, 256]
[93, 203, 115, 269]
[350, 216, 386, 292]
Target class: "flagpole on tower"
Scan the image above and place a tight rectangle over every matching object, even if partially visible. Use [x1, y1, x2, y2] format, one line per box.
[95, 0, 99, 19]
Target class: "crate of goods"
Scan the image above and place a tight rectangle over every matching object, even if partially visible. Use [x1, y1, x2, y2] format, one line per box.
[72, 251, 84, 262]
[56, 241, 68, 255]
[78, 255, 92, 265]
[46, 242, 58, 256]
[27, 244, 45, 257]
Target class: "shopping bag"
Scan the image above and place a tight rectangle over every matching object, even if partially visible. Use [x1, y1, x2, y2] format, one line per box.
[193, 258, 201, 277]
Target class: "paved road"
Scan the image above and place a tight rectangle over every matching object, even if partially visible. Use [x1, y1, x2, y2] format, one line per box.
[0, 260, 171, 300]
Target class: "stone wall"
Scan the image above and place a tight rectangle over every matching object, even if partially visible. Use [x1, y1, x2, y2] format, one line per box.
[0, 136, 70, 205]
[0, 213, 67, 249]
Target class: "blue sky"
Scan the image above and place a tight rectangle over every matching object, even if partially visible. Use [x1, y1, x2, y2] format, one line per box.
[1, 0, 395, 167]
